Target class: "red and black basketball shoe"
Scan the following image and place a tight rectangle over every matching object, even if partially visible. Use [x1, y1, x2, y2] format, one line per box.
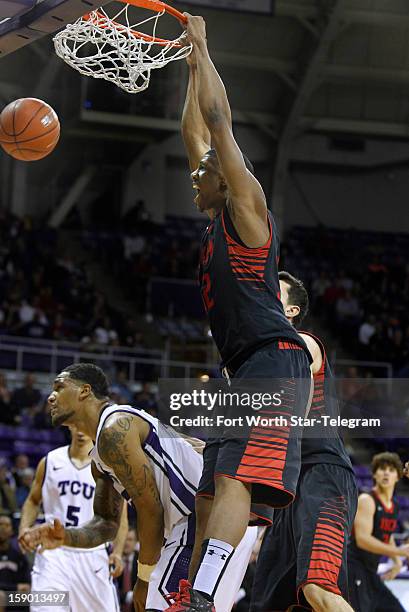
[164, 580, 215, 611]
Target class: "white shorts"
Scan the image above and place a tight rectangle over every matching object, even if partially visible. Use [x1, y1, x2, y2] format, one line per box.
[31, 547, 119, 612]
[147, 517, 258, 611]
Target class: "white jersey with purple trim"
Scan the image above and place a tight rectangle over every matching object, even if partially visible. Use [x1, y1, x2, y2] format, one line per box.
[90, 404, 203, 537]
[42, 445, 104, 552]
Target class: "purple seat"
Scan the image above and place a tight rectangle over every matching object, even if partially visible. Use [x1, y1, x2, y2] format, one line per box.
[38, 442, 58, 455]
[14, 441, 39, 455]
[0, 425, 15, 439]
[14, 428, 33, 440]
[29, 430, 48, 441]
[36, 430, 53, 442]
[397, 496, 409, 509]
[354, 465, 371, 477]
[47, 430, 65, 444]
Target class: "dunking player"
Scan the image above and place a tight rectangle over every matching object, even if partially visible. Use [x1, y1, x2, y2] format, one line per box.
[18, 364, 257, 612]
[19, 426, 126, 612]
[348, 452, 409, 612]
[251, 272, 358, 612]
[166, 14, 312, 611]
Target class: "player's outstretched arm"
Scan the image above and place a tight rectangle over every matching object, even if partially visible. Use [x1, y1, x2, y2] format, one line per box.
[19, 518, 65, 553]
[354, 494, 409, 559]
[19, 467, 123, 553]
[18, 457, 45, 541]
[182, 47, 211, 172]
[97, 413, 164, 612]
[185, 14, 268, 247]
[64, 465, 123, 548]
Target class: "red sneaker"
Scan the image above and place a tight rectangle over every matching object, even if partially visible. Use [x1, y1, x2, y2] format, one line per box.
[164, 580, 216, 611]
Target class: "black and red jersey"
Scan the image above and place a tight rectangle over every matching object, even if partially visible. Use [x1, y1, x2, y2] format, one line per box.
[198, 207, 309, 370]
[300, 332, 353, 472]
[349, 490, 399, 571]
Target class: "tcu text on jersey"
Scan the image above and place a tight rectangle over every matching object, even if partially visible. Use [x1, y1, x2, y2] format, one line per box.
[57, 479, 95, 499]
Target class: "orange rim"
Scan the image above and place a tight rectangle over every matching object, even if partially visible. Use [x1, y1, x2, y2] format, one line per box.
[84, 0, 188, 46]
[119, 0, 187, 24]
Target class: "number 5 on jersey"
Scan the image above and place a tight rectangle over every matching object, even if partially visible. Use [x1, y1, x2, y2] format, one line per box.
[66, 505, 80, 527]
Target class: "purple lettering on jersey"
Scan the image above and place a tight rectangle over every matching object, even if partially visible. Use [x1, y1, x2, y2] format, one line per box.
[82, 483, 95, 499]
[58, 480, 70, 495]
[70, 480, 81, 495]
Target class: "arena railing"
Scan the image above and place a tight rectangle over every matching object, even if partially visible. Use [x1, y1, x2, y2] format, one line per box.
[0, 337, 215, 381]
[0, 338, 393, 380]
[330, 354, 393, 378]
[0, 335, 164, 357]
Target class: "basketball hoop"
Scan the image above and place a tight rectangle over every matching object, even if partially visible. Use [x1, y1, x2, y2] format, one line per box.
[53, 0, 192, 94]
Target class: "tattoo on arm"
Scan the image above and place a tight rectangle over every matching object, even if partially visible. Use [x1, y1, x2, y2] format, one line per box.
[65, 475, 122, 548]
[98, 416, 162, 507]
[117, 416, 131, 431]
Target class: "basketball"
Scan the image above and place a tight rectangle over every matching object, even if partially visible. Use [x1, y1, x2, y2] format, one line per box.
[0, 98, 60, 161]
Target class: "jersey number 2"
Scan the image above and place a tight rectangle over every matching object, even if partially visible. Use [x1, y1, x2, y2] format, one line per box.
[202, 272, 214, 312]
[66, 505, 80, 527]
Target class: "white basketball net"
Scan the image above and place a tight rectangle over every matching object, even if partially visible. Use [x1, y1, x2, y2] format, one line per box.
[53, 3, 192, 94]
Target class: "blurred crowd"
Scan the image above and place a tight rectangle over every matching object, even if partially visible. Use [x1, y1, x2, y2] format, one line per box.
[81, 214, 204, 312]
[0, 211, 146, 349]
[2, 209, 409, 375]
[283, 226, 409, 375]
[0, 453, 34, 516]
[0, 370, 158, 430]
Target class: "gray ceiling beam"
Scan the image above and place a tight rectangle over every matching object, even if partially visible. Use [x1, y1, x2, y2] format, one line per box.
[212, 51, 297, 90]
[323, 64, 409, 87]
[80, 109, 181, 132]
[212, 50, 409, 89]
[81, 109, 409, 140]
[271, 0, 346, 234]
[48, 166, 96, 228]
[65, 127, 155, 143]
[301, 116, 409, 139]
[80, 108, 279, 132]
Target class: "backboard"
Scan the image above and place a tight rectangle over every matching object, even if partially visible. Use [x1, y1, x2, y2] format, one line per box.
[0, 0, 112, 57]
[182, 0, 274, 14]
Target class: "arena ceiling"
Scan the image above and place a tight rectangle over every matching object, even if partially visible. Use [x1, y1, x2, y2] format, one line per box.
[1, 0, 409, 222]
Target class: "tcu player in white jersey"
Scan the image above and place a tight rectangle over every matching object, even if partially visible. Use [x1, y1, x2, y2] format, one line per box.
[19, 426, 127, 612]
[19, 363, 257, 612]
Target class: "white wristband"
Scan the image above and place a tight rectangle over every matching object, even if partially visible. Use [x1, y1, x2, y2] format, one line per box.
[137, 561, 156, 582]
